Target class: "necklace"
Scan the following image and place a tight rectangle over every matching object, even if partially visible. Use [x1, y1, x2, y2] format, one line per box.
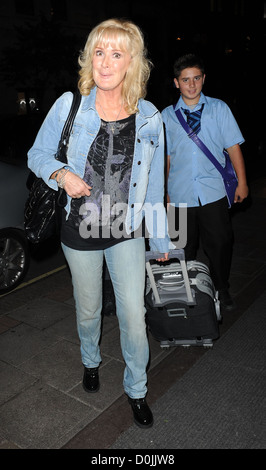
[97, 101, 123, 133]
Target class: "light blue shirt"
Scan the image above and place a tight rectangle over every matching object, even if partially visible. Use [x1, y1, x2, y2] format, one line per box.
[28, 87, 173, 253]
[162, 93, 245, 207]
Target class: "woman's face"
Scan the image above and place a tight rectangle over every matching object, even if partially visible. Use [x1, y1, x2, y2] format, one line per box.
[92, 40, 132, 93]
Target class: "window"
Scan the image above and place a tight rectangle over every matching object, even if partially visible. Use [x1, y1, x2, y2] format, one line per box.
[210, 0, 223, 12]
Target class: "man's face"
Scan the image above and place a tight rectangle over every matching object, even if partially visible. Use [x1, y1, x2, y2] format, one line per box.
[174, 67, 205, 105]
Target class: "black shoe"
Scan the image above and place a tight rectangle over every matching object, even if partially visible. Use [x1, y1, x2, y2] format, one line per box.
[83, 366, 100, 393]
[128, 397, 153, 428]
[219, 289, 236, 311]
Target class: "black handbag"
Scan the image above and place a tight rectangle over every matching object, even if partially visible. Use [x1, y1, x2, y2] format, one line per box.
[24, 91, 81, 243]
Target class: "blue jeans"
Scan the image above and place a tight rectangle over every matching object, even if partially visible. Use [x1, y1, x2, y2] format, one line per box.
[62, 238, 149, 399]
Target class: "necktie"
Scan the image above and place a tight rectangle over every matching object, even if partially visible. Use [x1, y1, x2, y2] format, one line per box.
[183, 104, 204, 135]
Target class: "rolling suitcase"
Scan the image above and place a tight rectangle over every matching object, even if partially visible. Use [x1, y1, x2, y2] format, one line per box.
[145, 250, 221, 348]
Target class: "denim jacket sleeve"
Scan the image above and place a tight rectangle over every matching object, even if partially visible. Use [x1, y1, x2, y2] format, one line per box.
[27, 92, 75, 190]
[144, 120, 172, 253]
[125, 104, 173, 254]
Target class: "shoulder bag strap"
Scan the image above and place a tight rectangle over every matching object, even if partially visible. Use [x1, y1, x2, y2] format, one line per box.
[61, 91, 82, 145]
[56, 91, 82, 163]
[174, 106, 227, 179]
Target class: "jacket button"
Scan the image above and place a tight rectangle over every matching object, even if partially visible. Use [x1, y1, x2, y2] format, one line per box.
[137, 138, 141, 143]
[133, 183, 137, 187]
[131, 204, 134, 208]
[138, 161, 141, 165]
[151, 140, 154, 145]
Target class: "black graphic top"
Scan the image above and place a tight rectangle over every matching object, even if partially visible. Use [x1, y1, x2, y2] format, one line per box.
[61, 114, 137, 250]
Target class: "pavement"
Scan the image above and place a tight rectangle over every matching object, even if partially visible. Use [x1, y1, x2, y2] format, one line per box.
[0, 176, 265, 451]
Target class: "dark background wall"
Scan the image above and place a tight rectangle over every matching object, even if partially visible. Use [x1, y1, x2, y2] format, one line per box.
[0, 0, 265, 176]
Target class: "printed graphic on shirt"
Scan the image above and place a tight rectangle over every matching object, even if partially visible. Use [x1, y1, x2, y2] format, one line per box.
[68, 115, 135, 231]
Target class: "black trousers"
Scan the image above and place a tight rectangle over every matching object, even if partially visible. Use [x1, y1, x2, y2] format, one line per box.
[169, 197, 233, 290]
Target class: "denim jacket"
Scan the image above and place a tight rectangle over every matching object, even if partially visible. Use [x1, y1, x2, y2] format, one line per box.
[28, 87, 172, 253]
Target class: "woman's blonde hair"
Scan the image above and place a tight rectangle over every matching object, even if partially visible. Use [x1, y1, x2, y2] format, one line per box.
[78, 18, 152, 114]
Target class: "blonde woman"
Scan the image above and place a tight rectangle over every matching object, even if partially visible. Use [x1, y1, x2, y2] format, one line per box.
[28, 18, 172, 428]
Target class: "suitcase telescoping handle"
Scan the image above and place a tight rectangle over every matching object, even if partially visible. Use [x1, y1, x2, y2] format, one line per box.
[145, 249, 194, 305]
[145, 249, 185, 262]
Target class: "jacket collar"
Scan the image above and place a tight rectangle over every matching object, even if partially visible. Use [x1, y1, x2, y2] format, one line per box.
[80, 86, 158, 119]
[81, 86, 97, 112]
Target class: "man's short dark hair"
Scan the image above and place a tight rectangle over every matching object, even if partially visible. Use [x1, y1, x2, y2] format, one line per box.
[173, 54, 205, 79]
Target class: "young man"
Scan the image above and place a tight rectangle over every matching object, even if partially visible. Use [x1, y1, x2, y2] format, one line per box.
[162, 54, 249, 311]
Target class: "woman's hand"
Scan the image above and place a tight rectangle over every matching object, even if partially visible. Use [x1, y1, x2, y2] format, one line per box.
[156, 253, 169, 262]
[63, 171, 92, 198]
[51, 168, 92, 198]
